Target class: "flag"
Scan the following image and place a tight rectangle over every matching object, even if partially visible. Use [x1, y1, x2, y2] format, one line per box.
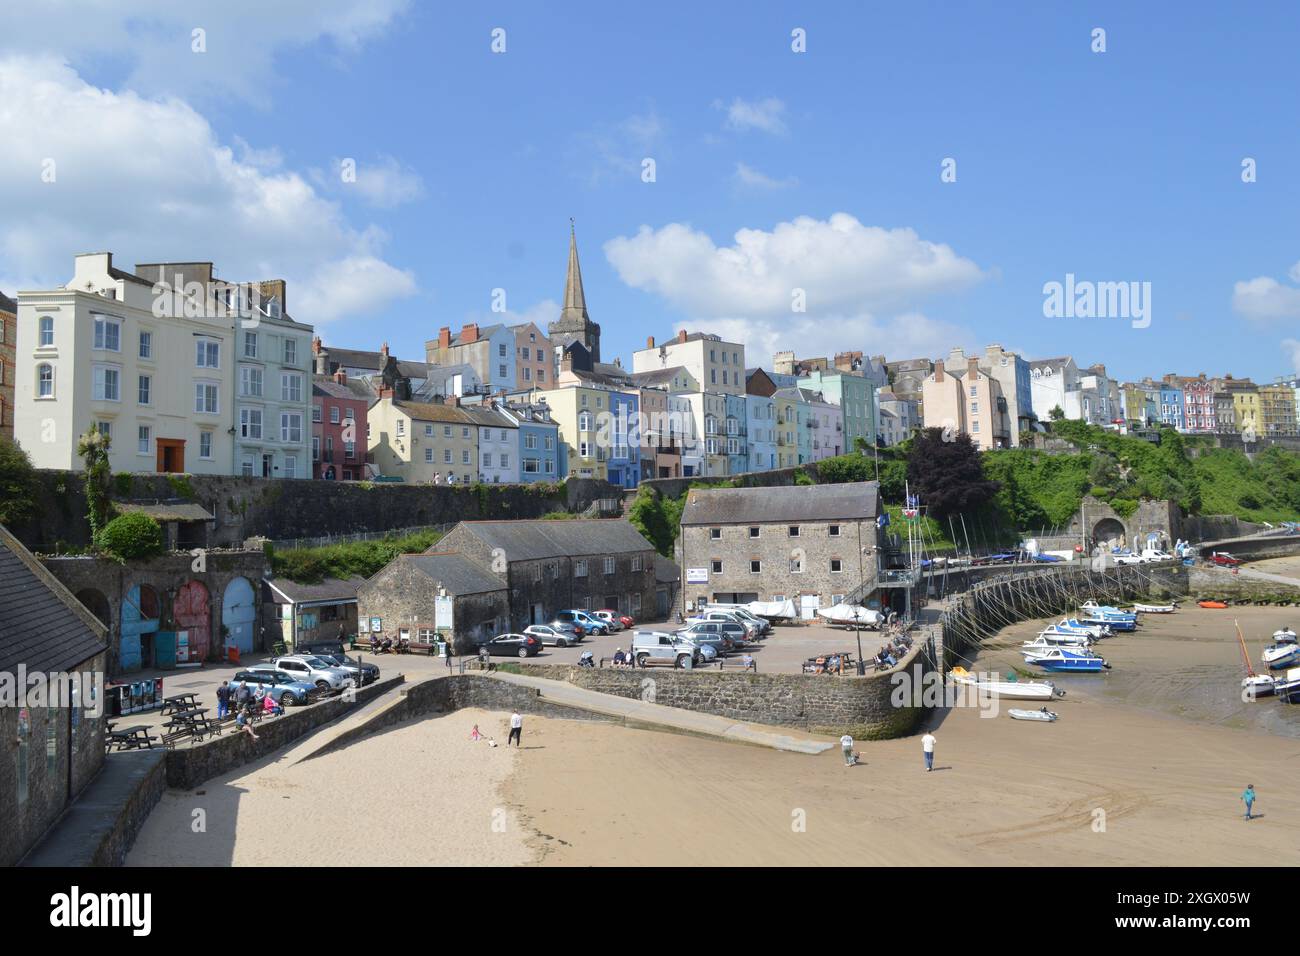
[877, 512, 890, 529]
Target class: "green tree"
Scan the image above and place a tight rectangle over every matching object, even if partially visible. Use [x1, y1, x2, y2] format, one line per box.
[1049, 406, 1065, 421]
[906, 428, 1000, 519]
[0, 436, 40, 527]
[94, 512, 164, 563]
[76, 426, 113, 538]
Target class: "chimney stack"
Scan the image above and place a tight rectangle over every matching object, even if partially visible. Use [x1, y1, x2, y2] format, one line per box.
[438, 326, 451, 349]
[968, 357, 980, 377]
[380, 342, 390, 361]
[676, 328, 688, 344]
[461, 323, 479, 344]
[934, 359, 945, 382]
[333, 369, 347, 384]
[449, 395, 461, 407]
[647, 335, 655, 349]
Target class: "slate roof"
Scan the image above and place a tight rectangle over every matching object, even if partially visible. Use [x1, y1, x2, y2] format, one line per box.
[654, 553, 679, 584]
[114, 502, 215, 522]
[439, 519, 655, 562]
[392, 400, 476, 424]
[680, 481, 879, 526]
[0, 526, 107, 676]
[313, 376, 373, 401]
[401, 553, 505, 595]
[0, 291, 15, 314]
[448, 324, 506, 347]
[265, 576, 364, 606]
[630, 367, 685, 387]
[459, 405, 517, 429]
[1028, 357, 1072, 370]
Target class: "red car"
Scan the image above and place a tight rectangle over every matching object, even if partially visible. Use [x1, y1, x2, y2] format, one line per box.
[1210, 552, 1241, 567]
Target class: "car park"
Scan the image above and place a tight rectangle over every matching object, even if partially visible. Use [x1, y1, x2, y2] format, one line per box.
[269, 655, 354, 692]
[478, 633, 543, 658]
[229, 668, 317, 707]
[524, 623, 582, 648]
[311, 651, 380, 685]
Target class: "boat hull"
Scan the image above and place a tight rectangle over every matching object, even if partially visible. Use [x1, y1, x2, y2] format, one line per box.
[951, 675, 1058, 701]
[1009, 709, 1058, 721]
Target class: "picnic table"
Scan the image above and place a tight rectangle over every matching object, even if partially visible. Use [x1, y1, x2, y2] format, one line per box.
[107, 725, 158, 751]
[801, 653, 856, 675]
[161, 693, 200, 715]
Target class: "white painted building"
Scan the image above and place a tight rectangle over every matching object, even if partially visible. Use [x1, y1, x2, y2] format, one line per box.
[466, 404, 520, 484]
[15, 253, 239, 475]
[633, 330, 747, 396]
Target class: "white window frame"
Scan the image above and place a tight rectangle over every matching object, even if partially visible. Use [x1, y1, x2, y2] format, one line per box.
[92, 315, 121, 352]
[196, 338, 221, 369]
[92, 363, 121, 402]
[195, 380, 220, 415]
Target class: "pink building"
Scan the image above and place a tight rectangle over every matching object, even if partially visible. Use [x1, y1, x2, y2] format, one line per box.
[312, 370, 371, 480]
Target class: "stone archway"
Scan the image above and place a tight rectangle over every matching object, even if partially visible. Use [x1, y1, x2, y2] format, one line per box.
[74, 588, 111, 627]
[1092, 517, 1127, 550]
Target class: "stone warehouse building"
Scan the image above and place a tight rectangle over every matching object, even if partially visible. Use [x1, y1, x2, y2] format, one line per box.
[434, 519, 659, 628]
[357, 552, 510, 654]
[678, 481, 882, 618]
[1, 525, 108, 867]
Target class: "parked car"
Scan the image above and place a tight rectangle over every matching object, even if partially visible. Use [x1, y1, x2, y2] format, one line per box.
[311, 652, 380, 685]
[593, 610, 625, 632]
[1211, 551, 1242, 567]
[557, 610, 608, 635]
[1112, 552, 1147, 566]
[229, 668, 316, 708]
[674, 621, 737, 655]
[630, 631, 713, 668]
[268, 655, 354, 692]
[685, 618, 749, 648]
[524, 623, 582, 648]
[478, 633, 543, 658]
[688, 610, 762, 640]
[668, 632, 720, 662]
[702, 604, 771, 635]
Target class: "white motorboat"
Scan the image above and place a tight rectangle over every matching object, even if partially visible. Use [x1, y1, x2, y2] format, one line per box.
[949, 666, 1060, 701]
[1009, 708, 1059, 722]
[1133, 602, 1176, 614]
[816, 604, 883, 628]
[1262, 643, 1300, 670]
[1030, 629, 1093, 647]
[1272, 628, 1297, 645]
[1242, 674, 1278, 700]
[1052, 618, 1110, 639]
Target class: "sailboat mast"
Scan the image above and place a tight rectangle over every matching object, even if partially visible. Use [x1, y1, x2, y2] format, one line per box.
[1235, 620, 1257, 677]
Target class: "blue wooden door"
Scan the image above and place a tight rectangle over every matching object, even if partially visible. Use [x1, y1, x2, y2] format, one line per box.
[120, 585, 160, 672]
[222, 577, 256, 654]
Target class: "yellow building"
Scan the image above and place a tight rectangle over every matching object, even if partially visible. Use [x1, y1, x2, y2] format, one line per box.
[533, 386, 609, 479]
[1231, 386, 1260, 436]
[367, 396, 478, 483]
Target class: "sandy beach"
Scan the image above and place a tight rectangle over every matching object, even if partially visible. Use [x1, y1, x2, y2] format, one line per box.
[127, 606, 1300, 867]
[1245, 554, 1300, 581]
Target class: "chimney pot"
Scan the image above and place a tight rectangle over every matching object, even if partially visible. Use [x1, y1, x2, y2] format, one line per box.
[438, 326, 451, 349]
[334, 369, 347, 384]
[677, 329, 687, 344]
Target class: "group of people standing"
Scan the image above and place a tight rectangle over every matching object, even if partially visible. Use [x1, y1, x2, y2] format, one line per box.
[215, 679, 284, 741]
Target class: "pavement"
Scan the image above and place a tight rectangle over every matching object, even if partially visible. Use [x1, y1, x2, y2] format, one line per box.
[487, 669, 835, 754]
[1235, 567, 1300, 589]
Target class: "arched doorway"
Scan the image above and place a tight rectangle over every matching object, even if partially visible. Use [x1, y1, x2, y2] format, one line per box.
[1092, 518, 1127, 550]
[173, 580, 211, 663]
[120, 584, 161, 672]
[221, 577, 256, 656]
[74, 588, 111, 627]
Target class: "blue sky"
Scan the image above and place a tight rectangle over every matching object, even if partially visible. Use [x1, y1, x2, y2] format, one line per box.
[2, 1, 1298, 381]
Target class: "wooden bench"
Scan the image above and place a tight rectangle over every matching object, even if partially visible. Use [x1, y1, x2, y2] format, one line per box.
[407, 642, 439, 656]
[161, 694, 200, 715]
[163, 726, 194, 749]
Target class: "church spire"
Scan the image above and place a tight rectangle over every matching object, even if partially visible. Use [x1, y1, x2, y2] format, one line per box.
[560, 218, 589, 323]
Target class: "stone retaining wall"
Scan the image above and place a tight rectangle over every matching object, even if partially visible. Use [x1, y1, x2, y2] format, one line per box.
[89, 750, 168, 867]
[1188, 565, 1300, 604]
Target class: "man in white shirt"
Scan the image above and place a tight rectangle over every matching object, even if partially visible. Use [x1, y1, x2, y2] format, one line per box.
[508, 711, 523, 747]
[840, 733, 856, 767]
[921, 732, 936, 771]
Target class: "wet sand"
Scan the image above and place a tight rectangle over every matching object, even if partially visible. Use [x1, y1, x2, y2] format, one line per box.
[1245, 554, 1300, 581]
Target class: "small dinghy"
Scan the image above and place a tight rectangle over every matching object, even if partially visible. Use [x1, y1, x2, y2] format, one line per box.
[1198, 600, 1228, 609]
[1009, 708, 1058, 722]
[1133, 602, 1176, 614]
[1272, 628, 1297, 645]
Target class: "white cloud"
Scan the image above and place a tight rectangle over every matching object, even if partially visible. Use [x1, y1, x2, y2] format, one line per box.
[1284, 338, 1300, 375]
[575, 109, 666, 185]
[604, 214, 984, 362]
[315, 155, 425, 208]
[0, 1, 409, 105]
[1233, 263, 1300, 321]
[0, 55, 416, 324]
[604, 213, 986, 318]
[718, 97, 788, 135]
[733, 162, 797, 190]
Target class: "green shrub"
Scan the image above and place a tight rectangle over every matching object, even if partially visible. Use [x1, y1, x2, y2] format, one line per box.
[94, 512, 164, 563]
[269, 529, 446, 584]
[0, 436, 40, 526]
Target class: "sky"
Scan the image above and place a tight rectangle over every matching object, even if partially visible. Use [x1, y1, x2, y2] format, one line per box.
[1, 1, 1298, 383]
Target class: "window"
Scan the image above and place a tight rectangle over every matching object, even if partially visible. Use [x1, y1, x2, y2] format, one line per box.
[483, 452, 493, 468]
[243, 331, 258, 358]
[498, 343, 507, 357]
[969, 385, 977, 397]
[345, 440, 355, 458]
[200, 431, 213, 459]
[396, 420, 405, 437]
[579, 412, 593, 431]
[631, 556, 643, 571]
[284, 339, 298, 365]
[575, 560, 588, 577]
[92, 364, 120, 401]
[710, 528, 721, 539]
[538, 369, 545, 383]
[501, 454, 509, 468]
[749, 527, 760, 538]
[424, 423, 434, 437]
[750, 559, 761, 573]
[425, 448, 434, 463]
[711, 559, 723, 573]
[241, 366, 263, 397]
[39, 316, 54, 347]
[461, 427, 470, 439]
[788, 525, 800, 537]
[242, 457, 255, 476]
[313, 436, 321, 461]
[499, 365, 506, 378]
[196, 338, 220, 368]
[631, 593, 642, 613]
[139, 330, 153, 359]
[331, 406, 341, 424]
[284, 455, 297, 478]
[138, 425, 150, 454]
[344, 407, 354, 421]
[462, 449, 470, 464]
[137, 374, 151, 405]
[524, 458, 539, 474]
[281, 413, 303, 443]
[281, 373, 302, 402]
[312, 403, 322, 423]
[195, 381, 219, 414]
[604, 557, 616, 575]
[524, 433, 536, 449]
[545, 459, 554, 474]
[790, 556, 803, 573]
[96, 421, 111, 440]
[830, 559, 843, 573]
[239, 407, 263, 439]
[93, 315, 121, 351]
[829, 524, 841, 537]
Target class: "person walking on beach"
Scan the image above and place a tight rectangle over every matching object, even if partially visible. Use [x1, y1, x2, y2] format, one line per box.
[1241, 784, 1256, 820]
[922, 731, 936, 771]
[216, 680, 231, 719]
[508, 711, 523, 747]
[840, 733, 856, 767]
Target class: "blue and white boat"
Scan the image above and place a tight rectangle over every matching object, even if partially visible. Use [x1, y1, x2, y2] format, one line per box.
[1054, 618, 1111, 639]
[1079, 611, 1136, 632]
[1262, 642, 1300, 670]
[1031, 628, 1093, 648]
[1022, 647, 1110, 672]
[1080, 601, 1138, 623]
